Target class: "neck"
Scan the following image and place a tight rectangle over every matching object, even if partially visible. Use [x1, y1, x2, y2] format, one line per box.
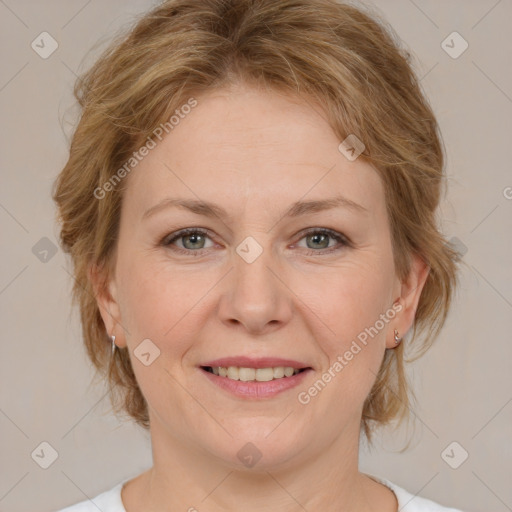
[122, 416, 394, 512]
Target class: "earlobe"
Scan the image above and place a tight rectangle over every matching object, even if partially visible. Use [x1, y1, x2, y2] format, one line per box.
[88, 262, 123, 344]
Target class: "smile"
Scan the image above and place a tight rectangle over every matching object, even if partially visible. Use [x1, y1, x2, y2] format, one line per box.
[199, 365, 313, 399]
[202, 365, 306, 381]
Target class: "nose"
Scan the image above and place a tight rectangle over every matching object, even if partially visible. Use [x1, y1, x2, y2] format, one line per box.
[217, 245, 293, 335]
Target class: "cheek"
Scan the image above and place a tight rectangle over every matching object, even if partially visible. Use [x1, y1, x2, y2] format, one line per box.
[117, 254, 183, 340]
[291, 255, 394, 391]
[301, 261, 394, 342]
[118, 254, 212, 366]
[298, 271, 392, 419]
[115, 258, 198, 409]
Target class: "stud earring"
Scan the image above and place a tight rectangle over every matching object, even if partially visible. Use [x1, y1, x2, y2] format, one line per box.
[394, 329, 402, 345]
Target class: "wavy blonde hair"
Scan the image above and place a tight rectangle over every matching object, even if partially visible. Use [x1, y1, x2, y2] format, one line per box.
[52, 0, 459, 444]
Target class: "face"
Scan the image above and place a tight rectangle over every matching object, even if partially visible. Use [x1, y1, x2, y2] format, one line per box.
[96, 83, 427, 471]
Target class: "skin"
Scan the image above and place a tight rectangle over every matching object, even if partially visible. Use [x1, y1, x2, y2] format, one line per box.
[92, 82, 429, 512]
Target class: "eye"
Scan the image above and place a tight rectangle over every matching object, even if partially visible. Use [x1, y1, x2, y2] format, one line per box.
[160, 227, 350, 256]
[294, 228, 350, 255]
[161, 228, 215, 255]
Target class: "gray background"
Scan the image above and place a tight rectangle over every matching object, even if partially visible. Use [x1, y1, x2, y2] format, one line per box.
[1, 1, 511, 511]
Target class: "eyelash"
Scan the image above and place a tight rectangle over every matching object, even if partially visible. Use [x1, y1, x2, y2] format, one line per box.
[160, 227, 350, 257]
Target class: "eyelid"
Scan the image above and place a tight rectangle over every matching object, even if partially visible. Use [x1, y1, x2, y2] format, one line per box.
[161, 226, 351, 255]
[294, 227, 351, 246]
[290, 227, 351, 255]
[161, 227, 215, 247]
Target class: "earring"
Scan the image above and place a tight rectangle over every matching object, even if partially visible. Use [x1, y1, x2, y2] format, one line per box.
[111, 334, 116, 355]
[394, 329, 402, 345]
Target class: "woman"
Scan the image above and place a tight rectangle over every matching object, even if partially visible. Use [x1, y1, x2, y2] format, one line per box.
[52, 0, 463, 510]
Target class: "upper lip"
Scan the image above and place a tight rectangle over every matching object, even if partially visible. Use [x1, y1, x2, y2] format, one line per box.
[201, 357, 312, 370]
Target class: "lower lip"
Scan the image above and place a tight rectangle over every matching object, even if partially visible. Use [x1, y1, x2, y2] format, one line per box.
[200, 367, 312, 398]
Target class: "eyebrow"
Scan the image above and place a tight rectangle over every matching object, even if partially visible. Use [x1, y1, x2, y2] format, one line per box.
[142, 194, 368, 221]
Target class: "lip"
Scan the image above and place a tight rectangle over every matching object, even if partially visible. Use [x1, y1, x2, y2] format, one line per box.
[201, 356, 311, 369]
[199, 366, 313, 399]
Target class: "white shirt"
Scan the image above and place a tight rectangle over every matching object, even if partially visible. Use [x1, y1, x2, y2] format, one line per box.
[55, 473, 464, 511]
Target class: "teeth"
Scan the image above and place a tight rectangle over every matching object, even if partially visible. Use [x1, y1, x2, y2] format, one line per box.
[228, 366, 241, 380]
[284, 366, 295, 377]
[273, 367, 285, 378]
[256, 368, 274, 381]
[207, 365, 302, 382]
[238, 367, 253, 381]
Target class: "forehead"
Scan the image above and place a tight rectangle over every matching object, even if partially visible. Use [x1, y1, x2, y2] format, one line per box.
[122, 85, 384, 221]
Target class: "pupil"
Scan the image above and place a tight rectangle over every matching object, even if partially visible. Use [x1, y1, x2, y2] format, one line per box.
[185, 234, 203, 249]
[309, 233, 328, 249]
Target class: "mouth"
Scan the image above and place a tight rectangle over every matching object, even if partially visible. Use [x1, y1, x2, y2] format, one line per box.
[200, 365, 310, 382]
[198, 358, 313, 398]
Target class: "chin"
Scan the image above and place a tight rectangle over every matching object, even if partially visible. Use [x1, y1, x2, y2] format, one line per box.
[205, 430, 307, 472]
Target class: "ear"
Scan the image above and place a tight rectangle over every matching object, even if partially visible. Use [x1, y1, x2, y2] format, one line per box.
[88, 262, 127, 348]
[386, 253, 430, 349]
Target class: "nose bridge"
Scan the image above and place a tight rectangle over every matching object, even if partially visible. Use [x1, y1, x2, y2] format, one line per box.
[235, 242, 277, 301]
[218, 235, 293, 333]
